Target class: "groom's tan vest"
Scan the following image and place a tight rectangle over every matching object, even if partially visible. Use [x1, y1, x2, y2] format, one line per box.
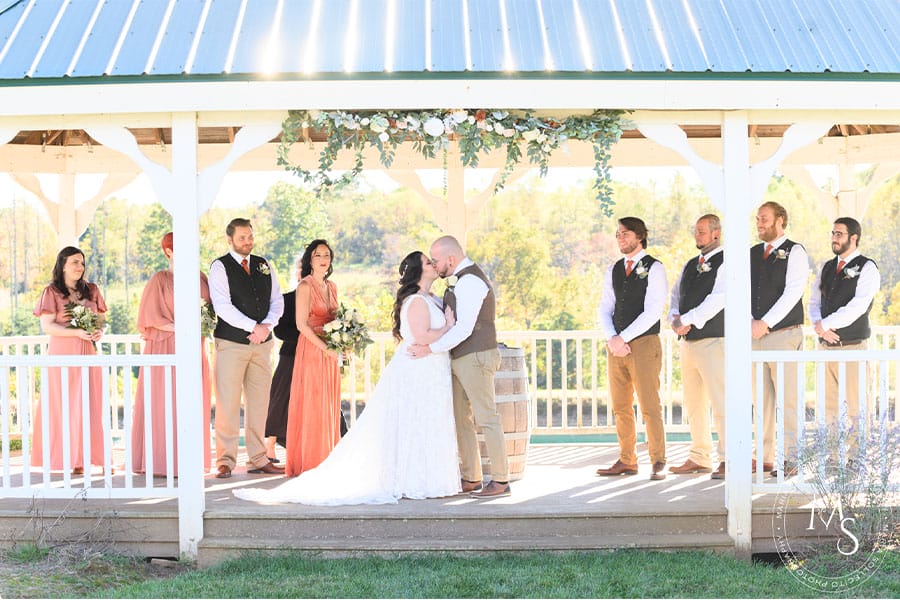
[443, 263, 497, 359]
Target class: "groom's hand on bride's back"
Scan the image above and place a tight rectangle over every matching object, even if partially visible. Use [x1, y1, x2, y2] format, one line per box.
[407, 343, 432, 359]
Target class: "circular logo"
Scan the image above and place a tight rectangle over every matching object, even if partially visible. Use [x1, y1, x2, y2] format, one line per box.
[771, 462, 891, 593]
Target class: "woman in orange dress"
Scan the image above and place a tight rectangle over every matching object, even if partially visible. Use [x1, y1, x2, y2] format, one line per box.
[32, 246, 107, 473]
[131, 232, 212, 476]
[285, 239, 341, 476]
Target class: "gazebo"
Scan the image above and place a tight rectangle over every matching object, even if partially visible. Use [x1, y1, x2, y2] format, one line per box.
[1, 0, 899, 560]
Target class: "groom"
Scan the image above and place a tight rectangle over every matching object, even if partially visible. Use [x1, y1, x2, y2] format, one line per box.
[409, 236, 511, 498]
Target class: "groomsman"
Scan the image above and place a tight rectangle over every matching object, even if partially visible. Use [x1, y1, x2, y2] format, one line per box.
[596, 217, 668, 481]
[668, 214, 727, 479]
[209, 218, 285, 479]
[809, 217, 879, 428]
[751, 201, 808, 477]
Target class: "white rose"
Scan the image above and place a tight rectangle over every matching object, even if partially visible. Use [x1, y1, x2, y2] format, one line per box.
[378, 132, 389, 142]
[424, 117, 445, 137]
[502, 128, 515, 138]
[360, 117, 370, 126]
[493, 122, 505, 134]
[467, 115, 475, 124]
[522, 129, 540, 142]
[451, 110, 468, 124]
[405, 116, 420, 130]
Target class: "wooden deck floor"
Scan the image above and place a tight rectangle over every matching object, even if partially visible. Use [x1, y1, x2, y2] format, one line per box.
[0, 442, 808, 565]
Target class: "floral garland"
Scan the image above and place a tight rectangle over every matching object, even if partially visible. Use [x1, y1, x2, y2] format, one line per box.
[277, 109, 629, 214]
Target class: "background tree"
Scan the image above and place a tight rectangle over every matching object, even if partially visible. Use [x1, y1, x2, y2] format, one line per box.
[254, 182, 330, 279]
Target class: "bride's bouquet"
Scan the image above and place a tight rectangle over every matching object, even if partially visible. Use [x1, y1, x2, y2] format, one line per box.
[200, 301, 217, 338]
[64, 302, 107, 349]
[321, 304, 373, 370]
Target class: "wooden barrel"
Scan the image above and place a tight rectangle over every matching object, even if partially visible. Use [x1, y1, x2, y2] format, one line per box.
[477, 345, 531, 481]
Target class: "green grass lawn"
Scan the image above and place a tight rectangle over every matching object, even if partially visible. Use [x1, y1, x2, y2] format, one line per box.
[91, 549, 900, 599]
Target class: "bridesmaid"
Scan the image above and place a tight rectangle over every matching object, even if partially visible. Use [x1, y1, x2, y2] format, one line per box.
[264, 256, 348, 462]
[32, 246, 107, 474]
[131, 232, 212, 476]
[285, 239, 341, 476]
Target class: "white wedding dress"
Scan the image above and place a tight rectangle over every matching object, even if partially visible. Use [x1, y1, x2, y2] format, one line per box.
[234, 293, 461, 505]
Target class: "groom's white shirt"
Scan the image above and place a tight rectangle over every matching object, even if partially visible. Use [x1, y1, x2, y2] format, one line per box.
[429, 257, 489, 354]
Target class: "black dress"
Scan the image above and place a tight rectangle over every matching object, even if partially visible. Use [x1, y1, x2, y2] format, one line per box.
[265, 290, 347, 448]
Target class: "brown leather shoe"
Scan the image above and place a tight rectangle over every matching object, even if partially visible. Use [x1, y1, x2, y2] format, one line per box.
[668, 459, 712, 475]
[596, 460, 638, 476]
[71, 467, 84, 475]
[649, 461, 667, 481]
[710, 462, 726, 480]
[461, 479, 483, 493]
[751, 459, 774, 473]
[215, 465, 232, 479]
[470, 481, 510, 498]
[248, 462, 285, 475]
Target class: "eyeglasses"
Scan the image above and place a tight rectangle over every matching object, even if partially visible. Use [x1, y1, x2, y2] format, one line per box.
[830, 231, 848, 238]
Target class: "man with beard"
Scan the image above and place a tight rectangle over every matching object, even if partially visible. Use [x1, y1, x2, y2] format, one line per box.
[809, 217, 879, 430]
[751, 201, 809, 477]
[668, 214, 727, 479]
[596, 217, 669, 481]
[209, 218, 285, 479]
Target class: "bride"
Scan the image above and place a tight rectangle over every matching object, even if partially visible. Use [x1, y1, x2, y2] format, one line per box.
[234, 251, 461, 505]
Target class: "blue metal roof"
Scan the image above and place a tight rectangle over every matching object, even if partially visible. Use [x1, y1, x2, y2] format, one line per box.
[0, 0, 897, 82]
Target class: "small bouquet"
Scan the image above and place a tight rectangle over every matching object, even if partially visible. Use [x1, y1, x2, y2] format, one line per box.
[64, 302, 107, 349]
[200, 301, 217, 338]
[321, 303, 373, 370]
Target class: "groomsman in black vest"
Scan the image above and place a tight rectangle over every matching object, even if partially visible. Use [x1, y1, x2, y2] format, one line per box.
[208, 218, 284, 479]
[409, 235, 511, 498]
[809, 217, 879, 429]
[596, 217, 669, 481]
[668, 214, 727, 479]
[751, 201, 809, 477]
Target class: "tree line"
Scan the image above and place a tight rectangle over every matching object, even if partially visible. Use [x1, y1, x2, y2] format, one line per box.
[2, 171, 900, 338]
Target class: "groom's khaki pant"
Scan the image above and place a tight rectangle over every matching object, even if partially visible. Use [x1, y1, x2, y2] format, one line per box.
[452, 348, 509, 483]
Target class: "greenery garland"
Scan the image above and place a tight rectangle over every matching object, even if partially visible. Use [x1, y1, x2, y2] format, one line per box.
[278, 108, 630, 214]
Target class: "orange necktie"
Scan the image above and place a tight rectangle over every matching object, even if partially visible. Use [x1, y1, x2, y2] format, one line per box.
[625, 259, 634, 276]
[763, 244, 774, 260]
[241, 258, 250, 275]
[836, 259, 846, 274]
[698, 256, 705, 266]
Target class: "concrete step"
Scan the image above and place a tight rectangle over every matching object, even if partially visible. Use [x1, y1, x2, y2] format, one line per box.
[197, 532, 736, 567]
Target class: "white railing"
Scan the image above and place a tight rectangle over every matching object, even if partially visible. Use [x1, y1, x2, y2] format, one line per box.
[750, 347, 900, 493]
[3, 327, 899, 497]
[1, 335, 181, 498]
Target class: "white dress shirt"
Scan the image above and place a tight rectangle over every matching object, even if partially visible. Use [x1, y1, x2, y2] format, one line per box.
[598, 249, 668, 342]
[758, 235, 809, 328]
[208, 250, 284, 333]
[668, 247, 725, 330]
[429, 257, 489, 354]
[809, 249, 880, 331]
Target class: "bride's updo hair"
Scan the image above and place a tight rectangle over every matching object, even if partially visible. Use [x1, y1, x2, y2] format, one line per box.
[391, 251, 425, 341]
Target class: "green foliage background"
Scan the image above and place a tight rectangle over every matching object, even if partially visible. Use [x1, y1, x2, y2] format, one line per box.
[1, 171, 899, 339]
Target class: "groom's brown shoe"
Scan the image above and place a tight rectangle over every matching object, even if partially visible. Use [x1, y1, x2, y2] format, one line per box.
[461, 479, 482, 493]
[470, 481, 510, 498]
[596, 460, 638, 476]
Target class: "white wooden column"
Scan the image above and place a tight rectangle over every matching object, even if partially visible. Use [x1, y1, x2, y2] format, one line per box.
[721, 112, 753, 557]
[169, 113, 205, 558]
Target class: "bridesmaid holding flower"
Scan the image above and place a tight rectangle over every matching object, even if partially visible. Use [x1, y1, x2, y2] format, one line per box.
[32, 246, 108, 473]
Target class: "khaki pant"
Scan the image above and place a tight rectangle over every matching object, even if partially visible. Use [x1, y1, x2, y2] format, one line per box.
[820, 340, 869, 428]
[452, 348, 509, 483]
[752, 326, 802, 464]
[607, 335, 667, 465]
[214, 338, 274, 470]
[680, 337, 726, 467]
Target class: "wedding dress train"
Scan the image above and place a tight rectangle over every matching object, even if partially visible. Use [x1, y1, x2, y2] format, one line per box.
[234, 293, 460, 505]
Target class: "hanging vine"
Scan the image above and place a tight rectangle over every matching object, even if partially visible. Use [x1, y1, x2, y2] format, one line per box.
[277, 108, 630, 215]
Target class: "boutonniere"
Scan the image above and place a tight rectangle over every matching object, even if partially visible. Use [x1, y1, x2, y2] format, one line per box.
[446, 275, 459, 291]
[775, 249, 788, 260]
[634, 262, 649, 279]
[258, 262, 271, 276]
[696, 261, 711, 274]
[842, 265, 861, 279]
